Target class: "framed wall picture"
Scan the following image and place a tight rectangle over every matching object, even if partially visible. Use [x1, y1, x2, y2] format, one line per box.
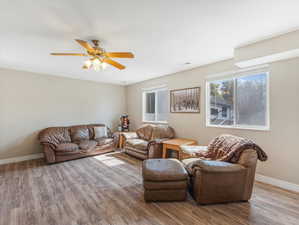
[170, 87, 200, 113]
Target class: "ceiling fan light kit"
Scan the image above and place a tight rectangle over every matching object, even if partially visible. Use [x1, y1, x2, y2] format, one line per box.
[83, 58, 108, 71]
[50, 39, 134, 71]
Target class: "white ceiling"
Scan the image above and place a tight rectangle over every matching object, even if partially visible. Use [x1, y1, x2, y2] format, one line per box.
[1, 0, 299, 85]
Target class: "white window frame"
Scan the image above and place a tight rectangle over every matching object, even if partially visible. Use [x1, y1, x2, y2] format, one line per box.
[206, 72, 270, 131]
[142, 86, 169, 124]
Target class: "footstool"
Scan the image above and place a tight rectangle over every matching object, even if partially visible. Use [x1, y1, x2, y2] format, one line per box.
[142, 158, 188, 202]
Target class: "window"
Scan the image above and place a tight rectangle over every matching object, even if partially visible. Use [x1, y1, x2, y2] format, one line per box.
[143, 87, 169, 123]
[211, 108, 218, 116]
[222, 106, 228, 118]
[206, 72, 269, 130]
[146, 92, 155, 114]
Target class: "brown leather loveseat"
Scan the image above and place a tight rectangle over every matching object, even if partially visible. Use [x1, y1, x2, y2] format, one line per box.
[38, 124, 116, 163]
[123, 124, 175, 160]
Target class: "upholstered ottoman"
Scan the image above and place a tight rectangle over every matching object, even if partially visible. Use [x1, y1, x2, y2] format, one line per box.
[142, 159, 188, 202]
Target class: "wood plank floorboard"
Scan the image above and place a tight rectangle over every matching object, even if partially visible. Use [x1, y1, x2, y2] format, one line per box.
[0, 152, 298, 225]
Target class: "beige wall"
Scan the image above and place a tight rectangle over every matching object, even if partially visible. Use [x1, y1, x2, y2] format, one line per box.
[235, 30, 299, 62]
[0, 68, 126, 159]
[126, 57, 299, 185]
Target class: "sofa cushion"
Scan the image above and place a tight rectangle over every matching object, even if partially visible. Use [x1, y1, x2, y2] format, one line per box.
[181, 157, 199, 175]
[70, 126, 90, 142]
[184, 159, 245, 173]
[125, 149, 148, 160]
[126, 139, 148, 150]
[79, 140, 98, 150]
[56, 143, 79, 152]
[95, 138, 114, 146]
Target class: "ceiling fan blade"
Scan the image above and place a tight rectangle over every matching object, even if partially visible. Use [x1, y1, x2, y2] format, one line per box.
[51, 53, 87, 56]
[82, 64, 90, 69]
[104, 52, 134, 58]
[75, 39, 94, 52]
[103, 58, 125, 70]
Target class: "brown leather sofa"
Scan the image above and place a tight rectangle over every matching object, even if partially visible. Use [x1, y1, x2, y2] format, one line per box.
[182, 149, 258, 204]
[38, 124, 116, 163]
[123, 124, 175, 160]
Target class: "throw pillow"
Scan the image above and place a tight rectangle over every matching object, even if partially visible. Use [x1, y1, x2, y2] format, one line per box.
[94, 126, 108, 139]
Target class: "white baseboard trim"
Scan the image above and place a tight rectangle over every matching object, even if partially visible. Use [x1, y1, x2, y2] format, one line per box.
[255, 174, 299, 193]
[0, 153, 44, 165]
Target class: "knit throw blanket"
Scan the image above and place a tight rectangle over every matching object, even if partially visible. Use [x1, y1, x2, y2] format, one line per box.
[196, 134, 268, 163]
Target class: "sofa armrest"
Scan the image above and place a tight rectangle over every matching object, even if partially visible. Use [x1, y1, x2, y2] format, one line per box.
[41, 144, 56, 164]
[147, 138, 170, 158]
[110, 133, 119, 148]
[107, 127, 113, 138]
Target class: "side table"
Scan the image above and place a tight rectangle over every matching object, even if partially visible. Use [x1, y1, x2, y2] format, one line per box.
[162, 138, 197, 160]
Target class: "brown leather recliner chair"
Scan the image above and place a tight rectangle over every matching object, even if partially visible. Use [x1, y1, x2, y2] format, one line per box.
[181, 134, 267, 204]
[182, 149, 257, 204]
[123, 124, 175, 160]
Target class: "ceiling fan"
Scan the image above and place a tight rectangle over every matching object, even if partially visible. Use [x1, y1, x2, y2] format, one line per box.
[50, 39, 134, 71]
